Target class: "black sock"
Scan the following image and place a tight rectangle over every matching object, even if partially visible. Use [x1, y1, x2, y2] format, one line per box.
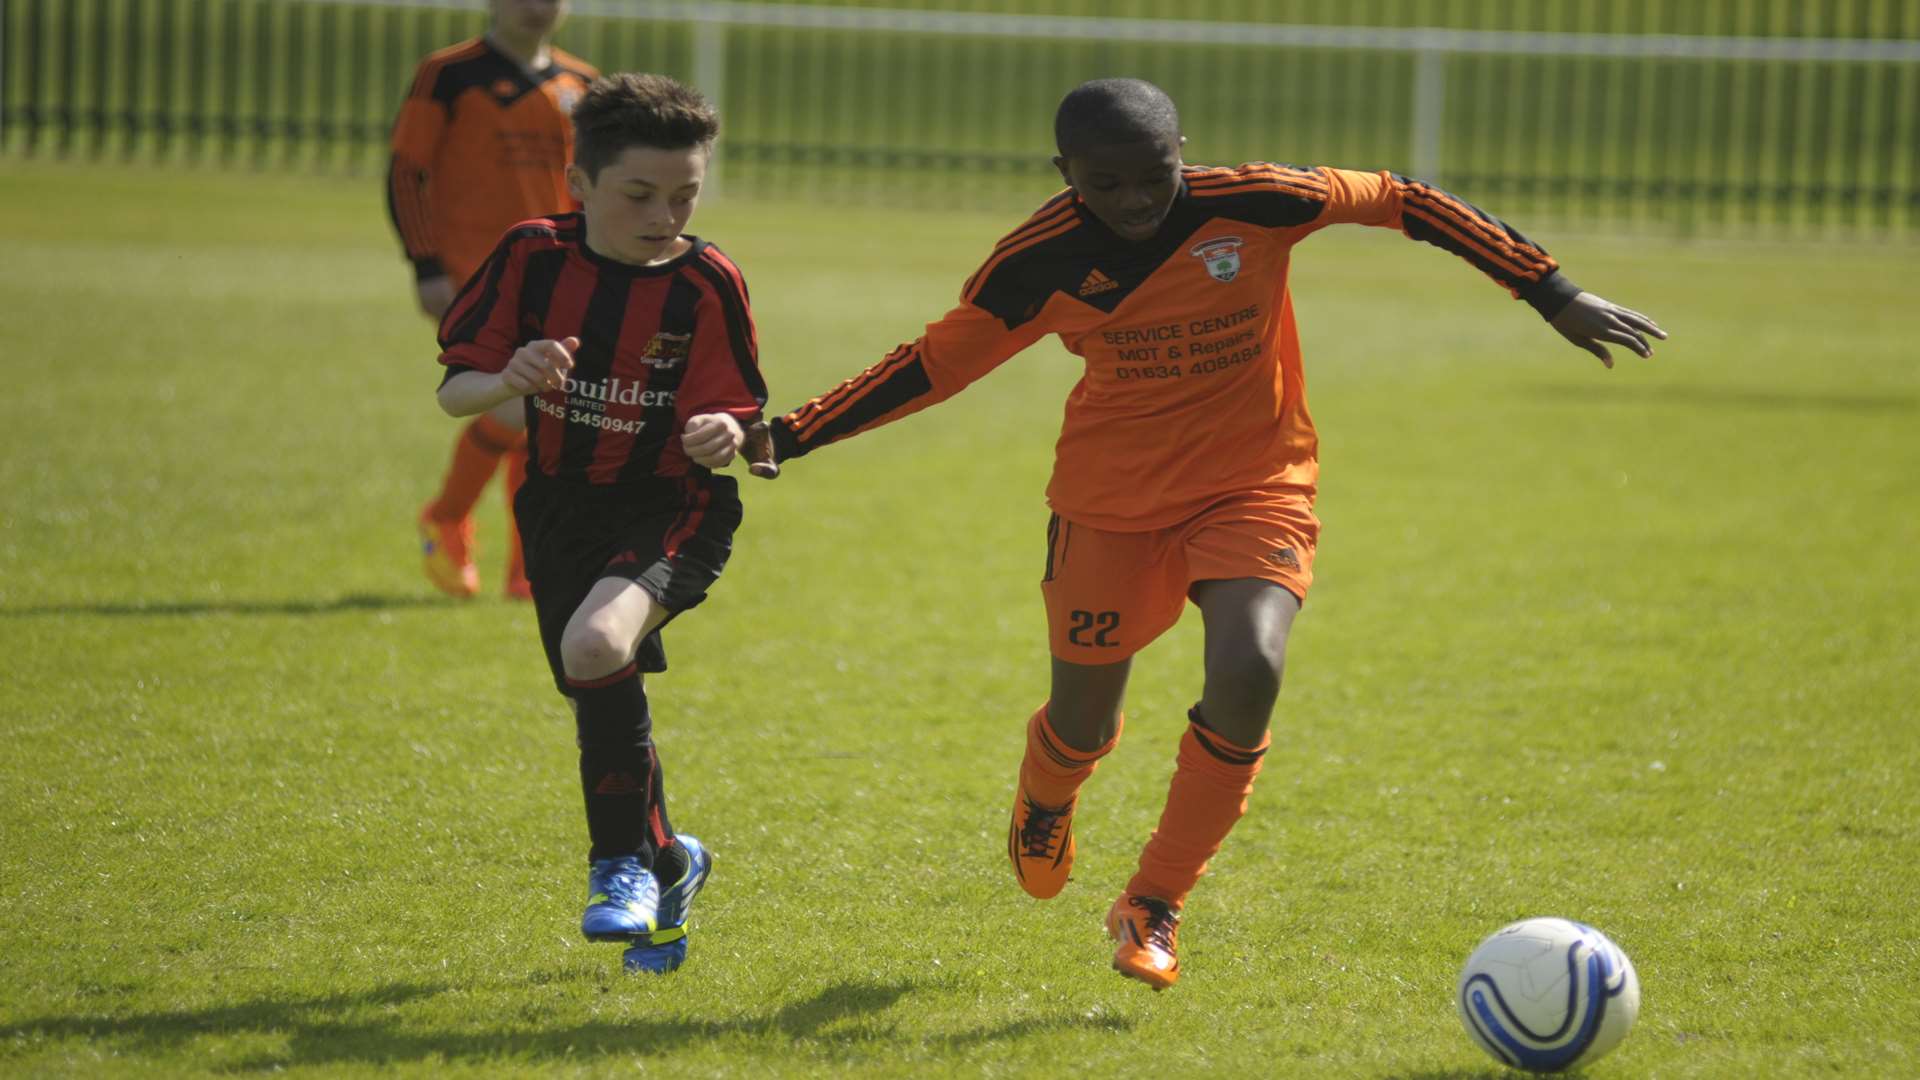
[653, 839, 688, 884]
[566, 663, 673, 865]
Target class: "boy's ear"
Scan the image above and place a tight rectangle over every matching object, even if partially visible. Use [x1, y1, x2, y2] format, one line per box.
[565, 164, 589, 202]
[1052, 155, 1073, 188]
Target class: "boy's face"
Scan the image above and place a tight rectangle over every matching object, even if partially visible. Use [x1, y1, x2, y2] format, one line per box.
[490, 0, 566, 40]
[1054, 136, 1185, 242]
[568, 144, 709, 265]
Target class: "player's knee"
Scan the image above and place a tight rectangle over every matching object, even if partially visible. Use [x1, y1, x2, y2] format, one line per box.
[1208, 641, 1285, 710]
[559, 618, 631, 680]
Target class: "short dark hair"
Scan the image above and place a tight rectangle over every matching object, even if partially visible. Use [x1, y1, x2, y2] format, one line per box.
[1054, 78, 1180, 158]
[571, 73, 719, 179]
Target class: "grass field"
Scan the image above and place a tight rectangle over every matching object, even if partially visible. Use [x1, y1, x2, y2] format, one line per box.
[1, 158, 1916, 1078]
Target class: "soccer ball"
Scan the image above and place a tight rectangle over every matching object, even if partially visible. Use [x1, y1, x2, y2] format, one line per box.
[1457, 917, 1640, 1073]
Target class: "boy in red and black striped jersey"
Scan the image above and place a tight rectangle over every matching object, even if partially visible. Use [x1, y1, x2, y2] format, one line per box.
[390, 0, 597, 600]
[436, 74, 768, 975]
[751, 79, 1666, 989]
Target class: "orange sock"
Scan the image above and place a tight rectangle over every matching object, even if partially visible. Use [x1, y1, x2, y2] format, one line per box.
[427, 414, 518, 523]
[501, 439, 529, 585]
[1126, 708, 1269, 909]
[1020, 703, 1122, 807]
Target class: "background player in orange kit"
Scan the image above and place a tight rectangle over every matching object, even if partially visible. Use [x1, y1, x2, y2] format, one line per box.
[748, 78, 1665, 989]
[388, 0, 596, 599]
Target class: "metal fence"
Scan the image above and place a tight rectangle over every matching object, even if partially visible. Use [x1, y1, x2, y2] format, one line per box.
[4, 0, 1919, 237]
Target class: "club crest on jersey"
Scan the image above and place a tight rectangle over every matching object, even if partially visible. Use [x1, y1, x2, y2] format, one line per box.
[640, 331, 692, 369]
[1190, 236, 1245, 283]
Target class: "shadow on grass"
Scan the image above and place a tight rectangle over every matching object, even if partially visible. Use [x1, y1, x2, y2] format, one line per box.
[2, 977, 1134, 1068]
[1519, 381, 1916, 413]
[0, 593, 459, 619]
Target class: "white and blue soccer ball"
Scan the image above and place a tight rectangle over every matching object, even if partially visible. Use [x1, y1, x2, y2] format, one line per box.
[1457, 917, 1641, 1073]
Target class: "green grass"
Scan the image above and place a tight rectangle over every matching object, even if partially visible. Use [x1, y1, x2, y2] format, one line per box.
[1, 157, 1917, 1078]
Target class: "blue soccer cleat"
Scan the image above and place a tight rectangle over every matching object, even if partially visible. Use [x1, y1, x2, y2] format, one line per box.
[622, 937, 688, 974]
[619, 836, 712, 974]
[581, 854, 660, 942]
[654, 835, 712, 931]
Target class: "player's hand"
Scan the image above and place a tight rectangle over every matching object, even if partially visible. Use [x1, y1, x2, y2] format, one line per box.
[683, 412, 746, 468]
[742, 420, 780, 479]
[1549, 292, 1667, 369]
[416, 275, 455, 320]
[501, 336, 578, 396]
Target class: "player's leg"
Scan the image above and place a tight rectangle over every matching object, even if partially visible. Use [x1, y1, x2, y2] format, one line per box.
[1045, 655, 1130, 750]
[1013, 516, 1185, 899]
[1192, 577, 1298, 744]
[418, 396, 525, 597]
[564, 479, 738, 971]
[1107, 581, 1295, 990]
[1126, 579, 1295, 900]
[560, 576, 665, 679]
[558, 577, 675, 942]
[1110, 492, 1316, 988]
[1008, 657, 1130, 899]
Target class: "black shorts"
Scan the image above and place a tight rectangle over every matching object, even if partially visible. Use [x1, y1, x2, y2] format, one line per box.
[514, 472, 743, 692]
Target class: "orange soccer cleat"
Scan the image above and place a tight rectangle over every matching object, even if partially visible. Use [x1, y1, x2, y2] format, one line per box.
[1106, 892, 1181, 990]
[1008, 788, 1076, 899]
[417, 504, 480, 598]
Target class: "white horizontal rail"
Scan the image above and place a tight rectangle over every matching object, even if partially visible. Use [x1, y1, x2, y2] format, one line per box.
[300, 0, 1920, 64]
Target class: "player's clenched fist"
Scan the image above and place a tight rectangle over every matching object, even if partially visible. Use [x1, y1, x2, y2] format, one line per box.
[502, 336, 579, 395]
[682, 413, 745, 468]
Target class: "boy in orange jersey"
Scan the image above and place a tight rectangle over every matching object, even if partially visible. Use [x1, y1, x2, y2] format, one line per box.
[388, 0, 596, 599]
[749, 78, 1665, 989]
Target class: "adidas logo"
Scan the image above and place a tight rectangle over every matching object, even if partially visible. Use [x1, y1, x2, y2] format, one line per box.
[1266, 547, 1301, 570]
[1077, 268, 1119, 297]
[595, 771, 645, 795]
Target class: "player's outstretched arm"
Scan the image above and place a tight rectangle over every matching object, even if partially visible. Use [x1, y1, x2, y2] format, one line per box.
[437, 336, 577, 416]
[736, 286, 1044, 483]
[1547, 292, 1667, 369]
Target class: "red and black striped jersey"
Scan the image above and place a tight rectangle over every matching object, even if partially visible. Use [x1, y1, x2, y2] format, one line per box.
[387, 38, 597, 285]
[438, 213, 767, 489]
[771, 164, 1581, 531]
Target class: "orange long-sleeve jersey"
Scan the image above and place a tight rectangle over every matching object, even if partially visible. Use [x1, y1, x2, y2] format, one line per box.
[387, 38, 597, 286]
[769, 164, 1582, 531]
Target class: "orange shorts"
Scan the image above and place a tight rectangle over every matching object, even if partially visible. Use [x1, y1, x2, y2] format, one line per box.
[1041, 489, 1318, 664]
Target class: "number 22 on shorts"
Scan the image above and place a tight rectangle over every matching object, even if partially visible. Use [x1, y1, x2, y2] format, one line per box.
[1067, 609, 1121, 648]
